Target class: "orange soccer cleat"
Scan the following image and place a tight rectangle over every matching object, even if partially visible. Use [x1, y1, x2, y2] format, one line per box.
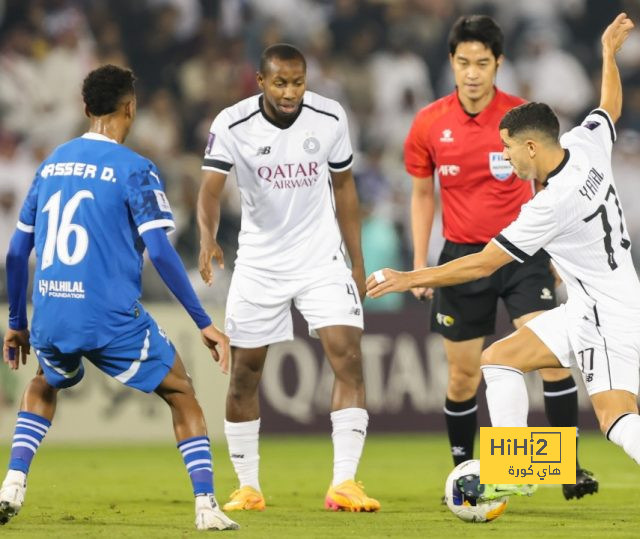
[222, 486, 266, 512]
[324, 480, 380, 512]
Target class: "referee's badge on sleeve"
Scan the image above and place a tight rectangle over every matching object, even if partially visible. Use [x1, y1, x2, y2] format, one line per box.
[489, 152, 513, 181]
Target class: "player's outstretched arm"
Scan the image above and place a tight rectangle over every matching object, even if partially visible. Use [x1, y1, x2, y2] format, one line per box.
[197, 170, 227, 286]
[4, 229, 34, 369]
[366, 241, 514, 298]
[142, 228, 230, 373]
[331, 169, 366, 298]
[599, 13, 634, 123]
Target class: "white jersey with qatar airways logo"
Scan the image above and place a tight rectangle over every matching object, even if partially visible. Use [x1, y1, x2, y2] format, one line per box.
[202, 91, 353, 276]
[493, 108, 640, 326]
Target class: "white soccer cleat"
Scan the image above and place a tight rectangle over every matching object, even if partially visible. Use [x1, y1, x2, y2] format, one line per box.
[0, 470, 27, 525]
[195, 494, 240, 531]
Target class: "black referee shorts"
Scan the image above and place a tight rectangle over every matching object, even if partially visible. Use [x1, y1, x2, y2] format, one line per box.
[429, 240, 556, 342]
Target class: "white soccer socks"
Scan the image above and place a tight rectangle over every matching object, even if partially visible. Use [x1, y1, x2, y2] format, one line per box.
[224, 418, 261, 492]
[481, 365, 529, 427]
[606, 413, 640, 465]
[330, 407, 369, 486]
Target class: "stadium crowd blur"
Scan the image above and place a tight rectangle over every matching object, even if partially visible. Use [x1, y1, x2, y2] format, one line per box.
[2, 0, 640, 309]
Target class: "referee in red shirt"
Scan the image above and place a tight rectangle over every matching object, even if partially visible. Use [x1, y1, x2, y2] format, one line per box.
[404, 15, 597, 500]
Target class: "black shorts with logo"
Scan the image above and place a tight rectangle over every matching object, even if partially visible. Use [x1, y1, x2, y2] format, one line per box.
[429, 240, 556, 341]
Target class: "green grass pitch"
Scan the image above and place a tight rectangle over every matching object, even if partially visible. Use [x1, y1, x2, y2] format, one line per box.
[0, 433, 637, 538]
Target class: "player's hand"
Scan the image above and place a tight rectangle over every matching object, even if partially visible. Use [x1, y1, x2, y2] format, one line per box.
[351, 263, 366, 301]
[411, 265, 433, 301]
[3, 328, 30, 370]
[602, 13, 634, 55]
[366, 268, 411, 298]
[198, 238, 224, 286]
[200, 323, 230, 374]
[411, 286, 434, 302]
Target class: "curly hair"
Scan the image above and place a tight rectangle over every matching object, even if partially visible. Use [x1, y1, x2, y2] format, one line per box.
[82, 65, 135, 116]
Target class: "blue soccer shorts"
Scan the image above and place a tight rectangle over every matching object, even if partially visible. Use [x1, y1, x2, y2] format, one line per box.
[34, 312, 176, 393]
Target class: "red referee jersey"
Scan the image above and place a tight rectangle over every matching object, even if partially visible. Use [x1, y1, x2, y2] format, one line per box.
[404, 88, 534, 244]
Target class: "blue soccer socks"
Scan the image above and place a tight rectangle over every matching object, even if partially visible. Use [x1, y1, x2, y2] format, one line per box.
[9, 412, 51, 474]
[178, 436, 214, 496]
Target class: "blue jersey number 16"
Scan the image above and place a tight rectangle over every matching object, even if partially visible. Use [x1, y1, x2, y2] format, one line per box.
[41, 189, 94, 270]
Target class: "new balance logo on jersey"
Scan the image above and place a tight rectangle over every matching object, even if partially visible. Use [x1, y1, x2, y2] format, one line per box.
[440, 129, 454, 142]
[540, 287, 553, 300]
[256, 146, 271, 155]
[438, 164, 460, 176]
[38, 279, 85, 299]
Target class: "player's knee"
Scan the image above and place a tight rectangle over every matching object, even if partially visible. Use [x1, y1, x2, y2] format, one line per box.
[229, 363, 261, 396]
[332, 347, 364, 385]
[447, 367, 480, 397]
[179, 375, 196, 396]
[480, 343, 503, 367]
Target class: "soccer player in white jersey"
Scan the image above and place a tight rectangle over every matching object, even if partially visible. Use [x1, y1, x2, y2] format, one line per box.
[367, 13, 640, 472]
[198, 44, 379, 512]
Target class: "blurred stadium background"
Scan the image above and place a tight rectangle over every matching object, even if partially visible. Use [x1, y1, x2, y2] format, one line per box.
[1, 0, 640, 443]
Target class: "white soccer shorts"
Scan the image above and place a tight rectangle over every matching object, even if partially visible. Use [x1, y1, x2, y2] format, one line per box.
[526, 304, 640, 396]
[224, 263, 364, 348]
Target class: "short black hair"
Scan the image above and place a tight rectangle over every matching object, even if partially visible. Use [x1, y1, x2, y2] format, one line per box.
[259, 43, 306, 74]
[499, 102, 560, 142]
[448, 15, 503, 59]
[82, 65, 135, 116]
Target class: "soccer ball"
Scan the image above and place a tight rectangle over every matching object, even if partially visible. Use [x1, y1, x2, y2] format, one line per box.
[444, 459, 508, 523]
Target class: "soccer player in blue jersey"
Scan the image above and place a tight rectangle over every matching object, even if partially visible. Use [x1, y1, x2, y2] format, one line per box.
[0, 65, 239, 531]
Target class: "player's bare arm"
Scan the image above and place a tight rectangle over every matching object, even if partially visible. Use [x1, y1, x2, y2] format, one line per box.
[410, 175, 436, 300]
[3, 328, 30, 370]
[197, 170, 227, 285]
[366, 241, 513, 298]
[331, 168, 366, 299]
[599, 13, 633, 123]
